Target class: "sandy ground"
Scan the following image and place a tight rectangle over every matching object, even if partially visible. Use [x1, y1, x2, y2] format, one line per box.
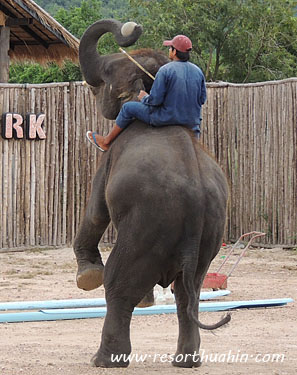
[0, 245, 297, 375]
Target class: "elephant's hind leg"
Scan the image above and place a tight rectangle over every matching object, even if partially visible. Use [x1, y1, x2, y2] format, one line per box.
[92, 232, 162, 367]
[172, 272, 202, 368]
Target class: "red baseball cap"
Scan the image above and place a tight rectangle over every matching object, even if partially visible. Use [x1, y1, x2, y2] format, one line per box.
[163, 35, 192, 52]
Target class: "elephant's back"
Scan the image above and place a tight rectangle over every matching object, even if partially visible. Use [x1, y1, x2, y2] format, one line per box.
[104, 121, 227, 226]
[109, 122, 201, 189]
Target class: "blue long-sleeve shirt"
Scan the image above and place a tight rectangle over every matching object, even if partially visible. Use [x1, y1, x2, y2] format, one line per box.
[141, 61, 207, 134]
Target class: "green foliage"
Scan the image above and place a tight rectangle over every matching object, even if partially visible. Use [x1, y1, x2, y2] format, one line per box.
[10, 0, 297, 83]
[54, 0, 103, 38]
[36, 0, 86, 14]
[35, 0, 128, 18]
[128, 0, 297, 82]
[9, 61, 82, 84]
[54, 0, 120, 54]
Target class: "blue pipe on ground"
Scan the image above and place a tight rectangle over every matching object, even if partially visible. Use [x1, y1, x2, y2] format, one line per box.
[0, 298, 293, 323]
[0, 290, 231, 311]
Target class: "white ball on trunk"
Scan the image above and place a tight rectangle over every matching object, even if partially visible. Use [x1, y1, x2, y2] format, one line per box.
[121, 22, 137, 37]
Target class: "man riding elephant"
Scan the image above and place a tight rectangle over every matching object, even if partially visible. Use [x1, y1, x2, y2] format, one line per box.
[86, 35, 207, 151]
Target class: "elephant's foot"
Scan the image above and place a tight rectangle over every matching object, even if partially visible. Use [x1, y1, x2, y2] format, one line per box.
[137, 289, 155, 307]
[76, 262, 104, 291]
[136, 300, 154, 308]
[91, 351, 130, 368]
[172, 352, 202, 368]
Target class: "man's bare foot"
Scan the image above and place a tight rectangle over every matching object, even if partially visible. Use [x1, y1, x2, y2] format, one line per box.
[86, 131, 109, 151]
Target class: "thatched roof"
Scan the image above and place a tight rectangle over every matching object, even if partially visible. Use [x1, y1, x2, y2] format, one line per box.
[0, 0, 79, 63]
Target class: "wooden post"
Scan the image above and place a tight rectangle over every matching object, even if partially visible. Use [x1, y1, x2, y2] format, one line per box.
[0, 20, 10, 83]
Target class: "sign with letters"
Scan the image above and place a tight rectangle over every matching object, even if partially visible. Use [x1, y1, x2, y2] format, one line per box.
[1, 112, 46, 140]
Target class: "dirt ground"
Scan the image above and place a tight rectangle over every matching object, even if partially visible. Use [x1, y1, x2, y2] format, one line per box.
[0, 245, 296, 375]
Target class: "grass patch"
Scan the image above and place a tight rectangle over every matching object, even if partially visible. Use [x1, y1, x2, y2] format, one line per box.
[5, 270, 54, 279]
[22, 271, 54, 279]
[0, 282, 11, 287]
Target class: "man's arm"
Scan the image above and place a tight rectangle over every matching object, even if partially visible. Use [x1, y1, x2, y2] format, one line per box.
[140, 69, 167, 106]
[200, 77, 207, 104]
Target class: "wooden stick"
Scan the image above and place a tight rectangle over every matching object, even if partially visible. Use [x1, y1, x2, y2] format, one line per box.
[119, 48, 155, 81]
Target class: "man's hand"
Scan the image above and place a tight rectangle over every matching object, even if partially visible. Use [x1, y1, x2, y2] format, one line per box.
[138, 90, 148, 101]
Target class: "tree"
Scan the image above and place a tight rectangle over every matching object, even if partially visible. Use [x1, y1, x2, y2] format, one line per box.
[128, 0, 297, 82]
[54, 0, 103, 38]
[9, 61, 81, 84]
[35, 0, 83, 15]
[54, 0, 120, 54]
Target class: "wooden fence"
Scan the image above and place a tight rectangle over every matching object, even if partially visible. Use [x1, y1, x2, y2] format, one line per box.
[0, 78, 296, 250]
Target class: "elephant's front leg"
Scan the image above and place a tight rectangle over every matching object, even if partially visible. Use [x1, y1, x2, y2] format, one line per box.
[73, 171, 110, 291]
[91, 298, 133, 368]
[173, 273, 202, 368]
[73, 214, 109, 291]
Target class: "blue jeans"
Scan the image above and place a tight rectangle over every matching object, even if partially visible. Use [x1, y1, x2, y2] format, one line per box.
[116, 101, 201, 138]
[116, 102, 150, 129]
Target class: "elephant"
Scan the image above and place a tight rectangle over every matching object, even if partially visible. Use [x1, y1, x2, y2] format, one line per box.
[73, 19, 230, 368]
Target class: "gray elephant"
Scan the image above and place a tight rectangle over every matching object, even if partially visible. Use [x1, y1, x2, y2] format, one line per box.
[74, 19, 230, 368]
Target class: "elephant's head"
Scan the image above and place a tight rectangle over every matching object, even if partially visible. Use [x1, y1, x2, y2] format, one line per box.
[79, 19, 169, 119]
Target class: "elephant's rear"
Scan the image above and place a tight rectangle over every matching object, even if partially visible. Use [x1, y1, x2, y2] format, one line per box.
[105, 122, 228, 285]
[106, 123, 205, 229]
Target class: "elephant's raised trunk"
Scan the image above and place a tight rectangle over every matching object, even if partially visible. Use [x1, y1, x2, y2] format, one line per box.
[79, 19, 142, 87]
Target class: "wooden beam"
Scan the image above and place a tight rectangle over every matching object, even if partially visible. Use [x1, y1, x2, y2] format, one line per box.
[6, 17, 34, 26]
[12, 0, 69, 46]
[0, 4, 49, 49]
[0, 26, 10, 83]
[21, 24, 49, 49]
[0, 10, 7, 26]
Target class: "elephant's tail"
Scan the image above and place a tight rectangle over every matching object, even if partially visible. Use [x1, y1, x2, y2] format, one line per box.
[182, 263, 231, 330]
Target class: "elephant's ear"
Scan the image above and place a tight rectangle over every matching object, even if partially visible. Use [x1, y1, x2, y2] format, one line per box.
[117, 78, 145, 103]
[132, 78, 145, 94]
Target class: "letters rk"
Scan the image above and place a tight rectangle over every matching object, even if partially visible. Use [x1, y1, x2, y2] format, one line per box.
[1, 113, 46, 140]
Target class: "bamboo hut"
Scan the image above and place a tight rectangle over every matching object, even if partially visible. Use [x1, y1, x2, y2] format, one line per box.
[0, 0, 79, 82]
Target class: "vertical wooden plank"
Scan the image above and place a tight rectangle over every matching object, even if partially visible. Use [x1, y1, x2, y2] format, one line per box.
[2, 90, 9, 247]
[75, 85, 81, 232]
[62, 85, 69, 245]
[0, 26, 10, 83]
[274, 83, 281, 243]
[48, 87, 56, 244]
[291, 81, 297, 244]
[79, 85, 87, 225]
[10, 88, 17, 247]
[53, 87, 60, 246]
[34, 88, 40, 245]
[44, 87, 50, 245]
[67, 82, 76, 244]
[2, 140, 9, 247]
[6, 89, 12, 247]
[29, 88, 36, 245]
[0, 88, 3, 248]
[253, 86, 261, 235]
[38, 88, 46, 245]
